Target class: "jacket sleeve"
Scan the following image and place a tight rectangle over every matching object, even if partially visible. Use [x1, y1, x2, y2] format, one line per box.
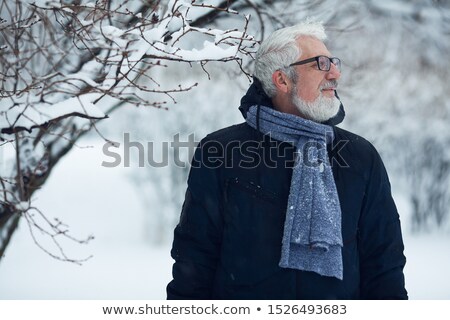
[358, 147, 408, 299]
[166, 138, 224, 299]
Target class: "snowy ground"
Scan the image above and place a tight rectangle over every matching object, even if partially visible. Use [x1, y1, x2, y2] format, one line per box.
[0, 139, 449, 299]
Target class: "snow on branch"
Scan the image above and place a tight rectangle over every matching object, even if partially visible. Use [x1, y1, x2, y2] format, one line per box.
[0, 0, 257, 134]
[0, 94, 106, 134]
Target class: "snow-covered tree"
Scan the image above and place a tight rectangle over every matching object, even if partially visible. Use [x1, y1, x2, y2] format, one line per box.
[0, 0, 261, 262]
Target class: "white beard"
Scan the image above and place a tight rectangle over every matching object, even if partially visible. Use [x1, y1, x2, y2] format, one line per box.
[291, 91, 341, 123]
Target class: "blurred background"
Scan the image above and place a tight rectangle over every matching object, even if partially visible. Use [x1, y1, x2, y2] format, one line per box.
[1, 0, 449, 299]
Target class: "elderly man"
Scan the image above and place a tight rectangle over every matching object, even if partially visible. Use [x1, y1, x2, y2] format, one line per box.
[167, 21, 407, 299]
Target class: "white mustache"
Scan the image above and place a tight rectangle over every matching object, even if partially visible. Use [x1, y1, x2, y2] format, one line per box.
[321, 81, 338, 89]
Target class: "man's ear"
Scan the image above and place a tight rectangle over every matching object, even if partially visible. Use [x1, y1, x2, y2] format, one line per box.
[272, 70, 290, 94]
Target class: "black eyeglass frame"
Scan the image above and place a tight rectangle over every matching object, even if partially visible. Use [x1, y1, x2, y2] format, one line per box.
[289, 55, 341, 72]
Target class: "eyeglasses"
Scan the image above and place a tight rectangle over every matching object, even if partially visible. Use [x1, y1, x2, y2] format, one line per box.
[289, 55, 341, 72]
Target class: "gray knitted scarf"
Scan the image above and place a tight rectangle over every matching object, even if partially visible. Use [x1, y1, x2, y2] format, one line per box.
[246, 105, 343, 280]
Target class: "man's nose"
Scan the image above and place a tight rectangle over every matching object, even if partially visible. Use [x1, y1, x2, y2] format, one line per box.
[326, 63, 341, 80]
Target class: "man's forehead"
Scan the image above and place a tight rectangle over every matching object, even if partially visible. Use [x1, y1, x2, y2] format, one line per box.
[296, 36, 331, 58]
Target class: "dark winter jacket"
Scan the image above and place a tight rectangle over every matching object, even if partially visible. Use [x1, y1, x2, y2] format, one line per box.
[167, 79, 407, 300]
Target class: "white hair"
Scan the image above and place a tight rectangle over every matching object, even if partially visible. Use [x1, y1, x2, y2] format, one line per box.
[254, 20, 327, 97]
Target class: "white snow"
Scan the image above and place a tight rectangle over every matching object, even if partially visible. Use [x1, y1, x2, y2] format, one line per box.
[174, 41, 238, 61]
[0, 94, 105, 133]
[99, 25, 125, 39]
[319, 162, 324, 173]
[0, 139, 172, 299]
[14, 202, 29, 212]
